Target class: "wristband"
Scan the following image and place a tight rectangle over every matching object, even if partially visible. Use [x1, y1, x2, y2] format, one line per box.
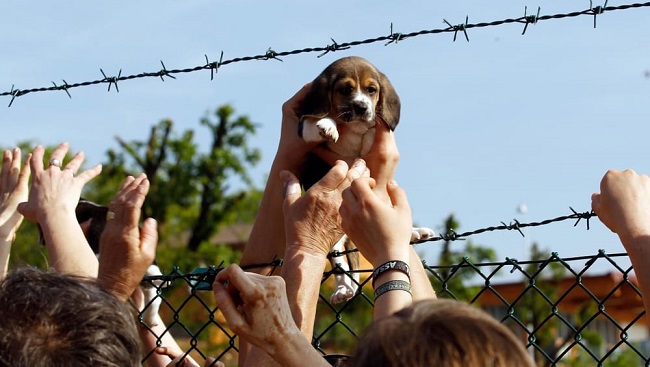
[373, 279, 412, 301]
[371, 260, 410, 287]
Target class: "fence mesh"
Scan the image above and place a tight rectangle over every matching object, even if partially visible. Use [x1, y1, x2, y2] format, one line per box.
[139, 250, 648, 366]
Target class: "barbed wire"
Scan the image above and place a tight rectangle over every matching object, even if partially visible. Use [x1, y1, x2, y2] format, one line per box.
[3, 1, 649, 106]
[323, 207, 595, 258]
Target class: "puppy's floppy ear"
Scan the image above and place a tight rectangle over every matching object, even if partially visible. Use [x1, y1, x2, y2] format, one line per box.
[377, 71, 400, 131]
[300, 74, 332, 118]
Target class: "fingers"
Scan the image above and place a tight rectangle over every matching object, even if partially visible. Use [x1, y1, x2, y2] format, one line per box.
[75, 164, 103, 185]
[386, 180, 409, 209]
[212, 280, 245, 332]
[280, 170, 301, 205]
[282, 83, 311, 116]
[140, 218, 158, 256]
[109, 174, 148, 224]
[591, 193, 601, 214]
[17, 153, 31, 190]
[47, 142, 70, 170]
[62, 151, 85, 175]
[30, 145, 45, 172]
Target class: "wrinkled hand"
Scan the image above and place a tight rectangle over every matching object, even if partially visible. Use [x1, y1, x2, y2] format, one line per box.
[0, 148, 31, 242]
[282, 159, 370, 256]
[18, 143, 102, 223]
[340, 179, 412, 266]
[97, 173, 157, 302]
[592, 169, 650, 243]
[213, 264, 300, 358]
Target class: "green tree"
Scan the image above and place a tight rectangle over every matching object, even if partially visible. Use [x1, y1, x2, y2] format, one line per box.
[89, 105, 261, 253]
[434, 213, 497, 301]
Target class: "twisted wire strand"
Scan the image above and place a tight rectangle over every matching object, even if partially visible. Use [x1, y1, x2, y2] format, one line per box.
[3, 1, 649, 106]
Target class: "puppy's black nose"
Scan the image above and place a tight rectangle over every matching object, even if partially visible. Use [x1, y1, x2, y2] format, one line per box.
[353, 103, 368, 115]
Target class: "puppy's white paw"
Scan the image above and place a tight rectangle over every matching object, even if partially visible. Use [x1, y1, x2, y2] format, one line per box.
[316, 118, 339, 142]
[330, 284, 356, 304]
[411, 227, 435, 242]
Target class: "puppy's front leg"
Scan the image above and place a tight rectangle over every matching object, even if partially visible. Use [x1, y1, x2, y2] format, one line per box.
[300, 117, 339, 143]
[329, 235, 359, 304]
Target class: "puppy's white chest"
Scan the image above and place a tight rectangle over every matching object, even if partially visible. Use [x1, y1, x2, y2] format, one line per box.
[302, 117, 375, 157]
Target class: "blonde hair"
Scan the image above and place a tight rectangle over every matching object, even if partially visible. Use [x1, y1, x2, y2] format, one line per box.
[348, 299, 534, 367]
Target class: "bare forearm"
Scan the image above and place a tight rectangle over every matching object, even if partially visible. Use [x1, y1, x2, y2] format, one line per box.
[0, 238, 12, 280]
[409, 247, 437, 301]
[620, 235, 650, 318]
[40, 212, 98, 277]
[241, 159, 293, 272]
[281, 247, 327, 337]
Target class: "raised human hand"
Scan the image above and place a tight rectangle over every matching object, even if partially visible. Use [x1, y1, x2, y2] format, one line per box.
[0, 148, 31, 243]
[18, 142, 102, 223]
[592, 169, 650, 244]
[97, 173, 157, 302]
[281, 159, 370, 257]
[339, 178, 412, 266]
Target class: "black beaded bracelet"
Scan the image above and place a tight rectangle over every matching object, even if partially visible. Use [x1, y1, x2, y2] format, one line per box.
[371, 260, 411, 287]
[374, 279, 412, 301]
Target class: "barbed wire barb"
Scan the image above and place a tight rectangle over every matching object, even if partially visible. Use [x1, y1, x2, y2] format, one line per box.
[443, 16, 470, 42]
[590, 0, 609, 28]
[501, 219, 525, 237]
[318, 38, 350, 58]
[264, 47, 283, 62]
[522, 6, 541, 35]
[385, 23, 405, 46]
[100, 68, 121, 93]
[7, 84, 21, 107]
[158, 60, 176, 82]
[52, 80, 72, 99]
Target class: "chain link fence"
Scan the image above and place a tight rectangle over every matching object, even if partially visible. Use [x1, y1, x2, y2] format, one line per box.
[139, 250, 648, 366]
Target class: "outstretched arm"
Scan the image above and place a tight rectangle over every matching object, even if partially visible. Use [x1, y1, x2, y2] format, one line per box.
[18, 143, 102, 277]
[213, 264, 330, 367]
[0, 148, 30, 280]
[592, 169, 650, 317]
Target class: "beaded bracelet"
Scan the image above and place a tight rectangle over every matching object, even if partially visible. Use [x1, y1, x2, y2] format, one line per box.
[371, 260, 411, 287]
[373, 279, 412, 301]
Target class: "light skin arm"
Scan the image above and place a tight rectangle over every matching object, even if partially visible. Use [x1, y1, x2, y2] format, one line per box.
[0, 148, 31, 280]
[281, 159, 369, 337]
[237, 84, 319, 365]
[17, 143, 102, 277]
[591, 169, 650, 319]
[213, 264, 330, 367]
[340, 178, 413, 318]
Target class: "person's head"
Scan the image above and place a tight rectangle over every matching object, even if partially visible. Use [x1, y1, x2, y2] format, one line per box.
[349, 299, 534, 367]
[0, 267, 141, 367]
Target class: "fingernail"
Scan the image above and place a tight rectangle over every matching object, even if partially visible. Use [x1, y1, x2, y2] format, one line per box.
[389, 179, 398, 186]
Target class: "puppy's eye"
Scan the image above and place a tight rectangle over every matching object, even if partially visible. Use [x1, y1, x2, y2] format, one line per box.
[338, 86, 353, 96]
[367, 86, 377, 95]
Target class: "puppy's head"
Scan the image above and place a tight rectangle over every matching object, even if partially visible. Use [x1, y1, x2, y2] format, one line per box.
[301, 56, 400, 130]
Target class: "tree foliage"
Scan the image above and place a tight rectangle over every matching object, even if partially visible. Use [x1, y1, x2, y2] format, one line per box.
[434, 213, 497, 301]
[88, 105, 262, 252]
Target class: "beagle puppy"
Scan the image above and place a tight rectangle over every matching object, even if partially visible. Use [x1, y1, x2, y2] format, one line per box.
[298, 56, 433, 304]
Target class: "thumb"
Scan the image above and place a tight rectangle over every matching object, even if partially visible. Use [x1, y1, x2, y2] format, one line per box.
[591, 193, 601, 214]
[280, 170, 301, 206]
[386, 180, 409, 210]
[140, 218, 158, 259]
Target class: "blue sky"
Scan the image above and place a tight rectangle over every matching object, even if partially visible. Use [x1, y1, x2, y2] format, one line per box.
[2, 1, 649, 274]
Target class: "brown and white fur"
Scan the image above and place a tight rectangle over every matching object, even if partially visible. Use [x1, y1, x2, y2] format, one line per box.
[298, 56, 433, 304]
